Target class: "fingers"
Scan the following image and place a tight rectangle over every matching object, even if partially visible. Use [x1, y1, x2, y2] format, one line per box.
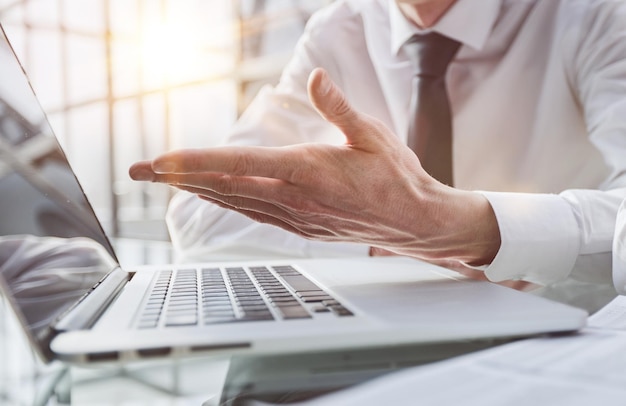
[141, 171, 330, 233]
[307, 68, 357, 131]
[141, 170, 292, 204]
[307, 68, 388, 148]
[173, 184, 338, 241]
[200, 193, 307, 237]
[129, 160, 155, 181]
[173, 182, 293, 218]
[130, 145, 306, 180]
[148, 145, 309, 181]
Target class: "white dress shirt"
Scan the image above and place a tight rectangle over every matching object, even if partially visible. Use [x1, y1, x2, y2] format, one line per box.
[167, 0, 626, 312]
[614, 199, 626, 294]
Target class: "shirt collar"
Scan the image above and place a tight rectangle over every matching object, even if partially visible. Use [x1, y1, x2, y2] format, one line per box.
[390, 0, 502, 54]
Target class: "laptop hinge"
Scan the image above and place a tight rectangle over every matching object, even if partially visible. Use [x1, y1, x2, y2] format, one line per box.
[53, 267, 129, 332]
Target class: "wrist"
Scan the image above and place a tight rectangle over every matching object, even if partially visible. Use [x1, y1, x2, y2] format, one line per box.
[452, 189, 501, 265]
[409, 185, 501, 265]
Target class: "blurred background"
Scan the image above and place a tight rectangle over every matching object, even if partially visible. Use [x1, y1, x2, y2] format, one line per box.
[0, 0, 332, 242]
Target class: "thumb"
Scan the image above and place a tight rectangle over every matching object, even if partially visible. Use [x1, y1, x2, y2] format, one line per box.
[307, 68, 379, 147]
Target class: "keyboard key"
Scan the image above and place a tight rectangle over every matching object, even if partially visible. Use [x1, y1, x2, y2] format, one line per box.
[241, 314, 274, 321]
[203, 295, 229, 301]
[297, 290, 326, 297]
[262, 288, 290, 294]
[236, 299, 266, 306]
[204, 316, 237, 324]
[241, 304, 270, 311]
[311, 305, 330, 313]
[167, 305, 197, 313]
[165, 314, 198, 326]
[280, 275, 322, 293]
[203, 310, 234, 318]
[203, 302, 231, 309]
[328, 305, 353, 317]
[300, 295, 334, 303]
[275, 305, 311, 319]
[269, 297, 300, 304]
[142, 308, 162, 315]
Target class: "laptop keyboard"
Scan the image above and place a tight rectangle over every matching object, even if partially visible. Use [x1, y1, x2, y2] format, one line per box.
[135, 266, 353, 329]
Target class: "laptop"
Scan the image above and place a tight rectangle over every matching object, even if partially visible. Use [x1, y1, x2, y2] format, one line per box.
[0, 23, 587, 370]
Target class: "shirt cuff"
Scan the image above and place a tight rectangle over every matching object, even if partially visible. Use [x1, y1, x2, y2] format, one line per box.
[478, 191, 581, 285]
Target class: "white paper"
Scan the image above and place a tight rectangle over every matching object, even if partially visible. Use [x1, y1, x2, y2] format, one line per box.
[587, 294, 626, 329]
[297, 296, 626, 406]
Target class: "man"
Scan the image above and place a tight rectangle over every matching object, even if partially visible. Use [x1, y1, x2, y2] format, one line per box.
[130, 0, 626, 312]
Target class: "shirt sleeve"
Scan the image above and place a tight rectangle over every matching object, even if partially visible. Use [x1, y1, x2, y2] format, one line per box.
[482, 3, 626, 289]
[613, 199, 626, 294]
[481, 189, 626, 286]
[166, 4, 370, 262]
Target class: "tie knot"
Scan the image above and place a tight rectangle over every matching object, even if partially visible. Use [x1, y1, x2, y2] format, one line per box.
[405, 32, 461, 78]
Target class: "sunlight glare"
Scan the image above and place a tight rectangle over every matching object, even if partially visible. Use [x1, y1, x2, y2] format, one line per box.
[140, 20, 204, 86]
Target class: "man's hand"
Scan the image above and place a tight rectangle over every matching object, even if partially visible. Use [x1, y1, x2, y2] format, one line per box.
[130, 68, 501, 266]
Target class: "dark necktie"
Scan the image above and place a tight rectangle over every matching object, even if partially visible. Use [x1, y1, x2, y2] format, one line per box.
[405, 32, 461, 186]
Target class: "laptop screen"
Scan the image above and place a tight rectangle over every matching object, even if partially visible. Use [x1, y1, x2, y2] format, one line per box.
[0, 25, 118, 357]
